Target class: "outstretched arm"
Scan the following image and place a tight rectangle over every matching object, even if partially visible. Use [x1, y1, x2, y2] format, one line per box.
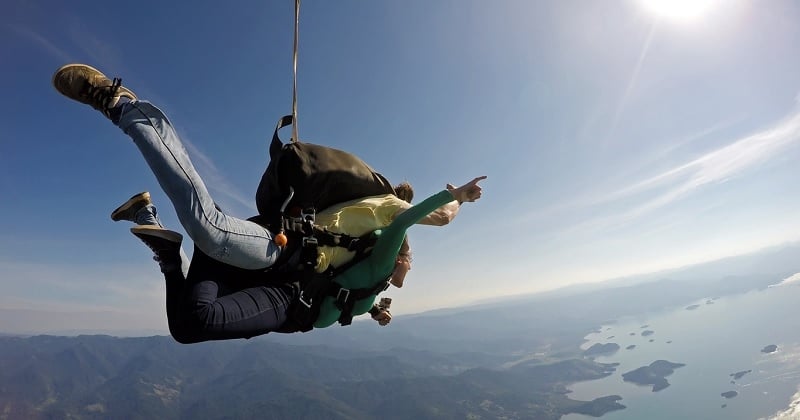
[394, 176, 487, 226]
[314, 176, 487, 328]
[413, 200, 460, 226]
[369, 175, 487, 276]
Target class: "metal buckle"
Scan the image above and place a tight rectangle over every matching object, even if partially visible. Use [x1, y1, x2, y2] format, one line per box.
[301, 208, 315, 223]
[346, 237, 360, 251]
[335, 288, 351, 303]
[302, 236, 318, 247]
[298, 292, 313, 308]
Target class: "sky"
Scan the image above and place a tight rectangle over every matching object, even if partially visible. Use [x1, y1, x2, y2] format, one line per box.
[1, 0, 800, 334]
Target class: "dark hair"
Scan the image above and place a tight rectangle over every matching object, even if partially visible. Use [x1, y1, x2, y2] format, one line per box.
[394, 182, 414, 203]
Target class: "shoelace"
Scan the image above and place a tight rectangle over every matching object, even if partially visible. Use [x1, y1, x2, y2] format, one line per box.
[86, 77, 123, 114]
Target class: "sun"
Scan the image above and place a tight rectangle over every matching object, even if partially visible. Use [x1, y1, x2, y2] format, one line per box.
[639, 0, 718, 20]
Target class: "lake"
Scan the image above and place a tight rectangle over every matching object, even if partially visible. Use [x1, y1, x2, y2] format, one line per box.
[562, 279, 800, 420]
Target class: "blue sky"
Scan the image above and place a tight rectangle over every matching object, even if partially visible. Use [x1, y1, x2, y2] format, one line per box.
[2, 0, 800, 333]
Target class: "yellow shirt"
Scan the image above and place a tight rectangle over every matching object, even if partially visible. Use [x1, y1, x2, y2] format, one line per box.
[314, 194, 408, 272]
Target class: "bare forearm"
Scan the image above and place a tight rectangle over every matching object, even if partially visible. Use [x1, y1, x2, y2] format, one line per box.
[417, 200, 459, 225]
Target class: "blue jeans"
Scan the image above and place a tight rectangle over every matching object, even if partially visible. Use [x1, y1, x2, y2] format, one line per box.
[118, 101, 281, 270]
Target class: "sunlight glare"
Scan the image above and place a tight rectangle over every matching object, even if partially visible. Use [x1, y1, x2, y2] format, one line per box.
[640, 0, 718, 20]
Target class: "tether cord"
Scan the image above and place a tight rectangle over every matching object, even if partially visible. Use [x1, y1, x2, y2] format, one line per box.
[291, 0, 300, 143]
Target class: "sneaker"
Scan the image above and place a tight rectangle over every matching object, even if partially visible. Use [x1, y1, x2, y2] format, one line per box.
[111, 192, 152, 222]
[131, 225, 183, 273]
[52, 63, 137, 119]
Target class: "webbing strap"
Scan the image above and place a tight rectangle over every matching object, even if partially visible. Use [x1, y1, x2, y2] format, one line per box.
[270, 115, 293, 159]
[291, 0, 300, 143]
[335, 279, 392, 326]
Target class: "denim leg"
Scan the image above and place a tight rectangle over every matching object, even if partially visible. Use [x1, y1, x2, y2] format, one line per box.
[184, 280, 294, 341]
[163, 270, 193, 343]
[117, 100, 280, 270]
[165, 249, 296, 343]
[133, 204, 163, 227]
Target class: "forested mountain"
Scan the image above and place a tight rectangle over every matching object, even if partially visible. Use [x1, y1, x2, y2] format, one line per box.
[0, 335, 621, 420]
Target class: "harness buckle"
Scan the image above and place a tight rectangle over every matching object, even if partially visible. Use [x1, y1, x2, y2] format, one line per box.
[302, 236, 318, 247]
[298, 292, 313, 308]
[335, 288, 351, 304]
[301, 208, 316, 223]
[345, 237, 360, 251]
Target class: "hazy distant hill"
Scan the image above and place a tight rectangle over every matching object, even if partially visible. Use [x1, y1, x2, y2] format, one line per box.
[0, 335, 622, 420]
[2, 243, 797, 419]
[301, 240, 782, 360]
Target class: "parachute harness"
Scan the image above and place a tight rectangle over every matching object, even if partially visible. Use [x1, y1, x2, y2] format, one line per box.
[266, 1, 393, 331]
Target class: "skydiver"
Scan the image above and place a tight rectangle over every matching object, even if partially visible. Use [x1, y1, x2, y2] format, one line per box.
[110, 173, 482, 342]
[52, 63, 462, 271]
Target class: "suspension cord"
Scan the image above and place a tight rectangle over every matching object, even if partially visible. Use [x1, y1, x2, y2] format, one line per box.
[291, 0, 300, 143]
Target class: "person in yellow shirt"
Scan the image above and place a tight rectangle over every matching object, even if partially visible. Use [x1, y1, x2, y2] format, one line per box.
[313, 183, 459, 273]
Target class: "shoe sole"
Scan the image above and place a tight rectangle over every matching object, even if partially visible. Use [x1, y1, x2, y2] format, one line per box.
[111, 191, 151, 221]
[131, 225, 183, 243]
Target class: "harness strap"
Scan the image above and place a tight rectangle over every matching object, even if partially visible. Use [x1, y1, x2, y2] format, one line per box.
[332, 278, 392, 326]
[270, 115, 294, 159]
[283, 236, 384, 331]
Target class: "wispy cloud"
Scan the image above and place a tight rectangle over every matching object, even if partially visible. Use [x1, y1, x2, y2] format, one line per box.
[577, 108, 800, 231]
[504, 105, 800, 246]
[769, 272, 800, 288]
[5, 23, 72, 62]
[618, 111, 798, 201]
[12, 12, 259, 220]
[0, 260, 163, 312]
[180, 135, 258, 216]
[765, 387, 800, 420]
[507, 114, 755, 233]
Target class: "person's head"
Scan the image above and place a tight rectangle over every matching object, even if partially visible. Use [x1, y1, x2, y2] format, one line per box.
[391, 236, 412, 288]
[394, 182, 414, 203]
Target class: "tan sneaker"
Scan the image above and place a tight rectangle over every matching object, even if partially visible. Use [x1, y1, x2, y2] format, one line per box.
[52, 63, 137, 118]
[111, 192, 152, 222]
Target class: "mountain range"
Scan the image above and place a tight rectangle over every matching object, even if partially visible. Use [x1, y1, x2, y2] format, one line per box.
[2, 242, 798, 419]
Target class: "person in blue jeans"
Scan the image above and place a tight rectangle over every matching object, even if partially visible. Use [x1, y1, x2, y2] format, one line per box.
[52, 63, 462, 271]
[53, 63, 486, 342]
[109, 177, 483, 342]
[110, 192, 401, 341]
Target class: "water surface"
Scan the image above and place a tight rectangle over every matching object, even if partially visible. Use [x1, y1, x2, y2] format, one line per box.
[563, 282, 800, 420]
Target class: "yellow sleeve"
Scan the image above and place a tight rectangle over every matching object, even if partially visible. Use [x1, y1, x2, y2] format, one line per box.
[373, 195, 408, 226]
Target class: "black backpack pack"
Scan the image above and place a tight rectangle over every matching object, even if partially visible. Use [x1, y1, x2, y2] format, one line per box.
[252, 115, 399, 332]
[255, 115, 396, 228]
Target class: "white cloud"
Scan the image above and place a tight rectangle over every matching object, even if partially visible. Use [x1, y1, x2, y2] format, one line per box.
[769, 272, 800, 288]
[0, 260, 168, 334]
[577, 108, 800, 232]
[180, 136, 257, 216]
[0, 260, 163, 311]
[617, 111, 798, 200]
[6, 23, 72, 62]
[764, 388, 800, 420]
